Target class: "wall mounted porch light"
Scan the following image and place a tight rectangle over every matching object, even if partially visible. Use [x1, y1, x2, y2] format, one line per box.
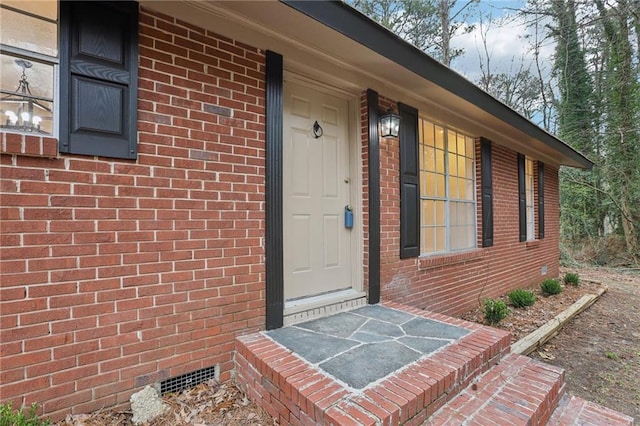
[379, 109, 400, 138]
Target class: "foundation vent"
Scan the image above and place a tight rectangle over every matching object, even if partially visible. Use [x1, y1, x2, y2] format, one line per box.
[159, 365, 219, 395]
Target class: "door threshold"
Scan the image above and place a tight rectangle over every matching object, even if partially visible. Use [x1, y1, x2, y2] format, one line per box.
[283, 289, 367, 326]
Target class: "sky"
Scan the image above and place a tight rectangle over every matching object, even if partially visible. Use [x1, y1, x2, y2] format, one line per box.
[448, 0, 555, 84]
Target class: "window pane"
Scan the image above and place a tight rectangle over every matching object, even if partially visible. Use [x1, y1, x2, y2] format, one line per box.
[435, 149, 445, 173]
[465, 179, 474, 201]
[435, 227, 446, 251]
[449, 176, 458, 199]
[467, 204, 475, 225]
[422, 121, 434, 146]
[466, 137, 474, 157]
[435, 201, 445, 226]
[422, 227, 435, 253]
[436, 174, 445, 197]
[464, 225, 475, 249]
[1, 55, 54, 134]
[458, 178, 466, 199]
[459, 203, 467, 225]
[425, 172, 436, 196]
[449, 202, 458, 226]
[450, 226, 459, 250]
[448, 130, 456, 154]
[457, 134, 466, 156]
[466, 158, 474, 178]
[457, 156, 466, 178]
[422, 146, 435, 171]
[448, 153, 457, 176]
[422, 200, 435, 226]
[0, 7, 57, 57]
[435, 126, 444, 150]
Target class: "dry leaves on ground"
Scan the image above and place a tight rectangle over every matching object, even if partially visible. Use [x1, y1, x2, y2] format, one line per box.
[57, 381, 276, 426]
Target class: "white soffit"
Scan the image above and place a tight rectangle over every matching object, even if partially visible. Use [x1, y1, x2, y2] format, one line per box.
[141, 0, 584, 168]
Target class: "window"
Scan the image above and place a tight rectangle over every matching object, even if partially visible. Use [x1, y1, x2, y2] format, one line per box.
[0, 1, 57, 135]
[1, 1, 138, 159]
[525, 157, 535, 240]
[419, 119, 476, 255]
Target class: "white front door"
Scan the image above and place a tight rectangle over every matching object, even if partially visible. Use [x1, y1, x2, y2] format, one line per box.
[283, 81, 353, 301]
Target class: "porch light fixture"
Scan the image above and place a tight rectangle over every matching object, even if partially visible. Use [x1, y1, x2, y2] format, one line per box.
[1, 59, 50, 133]
[379, 109, 400, 138]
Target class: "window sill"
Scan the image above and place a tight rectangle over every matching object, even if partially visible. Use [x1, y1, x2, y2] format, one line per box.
[525, 240, 541, 250]
[418, 249, 484, 270]
[1, 131, 58, 158]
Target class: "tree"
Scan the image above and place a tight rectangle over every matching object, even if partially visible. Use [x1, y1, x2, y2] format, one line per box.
[348, 0, 478, 66]
[546, 0, 607, 246]
[595, 0, 640, 262]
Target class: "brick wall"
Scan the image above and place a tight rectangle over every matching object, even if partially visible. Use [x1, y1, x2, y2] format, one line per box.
[0, 8, 265, 419]
[367, 96, 560, 316]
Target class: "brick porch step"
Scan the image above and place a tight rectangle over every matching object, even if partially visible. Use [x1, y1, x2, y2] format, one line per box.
[426, 353, 565, 425]
[235, 304, 512, 425]
[547, 394, 634, 425]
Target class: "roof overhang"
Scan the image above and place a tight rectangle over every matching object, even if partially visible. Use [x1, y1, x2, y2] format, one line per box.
[141, 0, 593, 169]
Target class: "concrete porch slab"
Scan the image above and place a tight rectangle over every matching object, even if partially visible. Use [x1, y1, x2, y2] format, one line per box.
[235, 302, 512, 425]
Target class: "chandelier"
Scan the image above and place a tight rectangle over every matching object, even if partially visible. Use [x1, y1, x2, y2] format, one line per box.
[1, 59, 51, 133]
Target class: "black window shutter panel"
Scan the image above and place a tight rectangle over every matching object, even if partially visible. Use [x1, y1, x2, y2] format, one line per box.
[538, 162, 545, 239]
[398, 103, 420, 258]
[517, 153, 527, 242]
[480, 138, 493, 247]
[60, 1, 138, 159]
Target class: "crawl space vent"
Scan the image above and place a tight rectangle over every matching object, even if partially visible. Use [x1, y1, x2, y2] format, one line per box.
[160, 365, 219, 395]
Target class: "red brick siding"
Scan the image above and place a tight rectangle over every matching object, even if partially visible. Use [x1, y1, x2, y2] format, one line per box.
[363, 95, 560, 316]
[360, 93, 397, 295]
[360, 94, 369, 294]
[0, 8, 265, 419]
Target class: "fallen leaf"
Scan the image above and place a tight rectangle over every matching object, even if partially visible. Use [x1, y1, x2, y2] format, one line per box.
[538, 350, 556, 360]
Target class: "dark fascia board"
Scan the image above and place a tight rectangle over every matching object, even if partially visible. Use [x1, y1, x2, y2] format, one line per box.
[281, 0, 593, 170]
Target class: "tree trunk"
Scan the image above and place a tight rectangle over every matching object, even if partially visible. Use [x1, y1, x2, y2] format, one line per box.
[440, 0, 451, 66]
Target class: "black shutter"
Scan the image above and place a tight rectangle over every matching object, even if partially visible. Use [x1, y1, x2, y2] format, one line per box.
[538, 162, 545, 239]
[398, 103, 420, 258]
[480, 138, 493, 247]
[517, 153, 527, 242]
[60, 1, 138, 159]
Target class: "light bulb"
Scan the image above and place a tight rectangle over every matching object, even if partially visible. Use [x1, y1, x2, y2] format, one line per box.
[32, 116, 42, 125]
[21, 111, 30, 122]
[5, 111, 18, 125]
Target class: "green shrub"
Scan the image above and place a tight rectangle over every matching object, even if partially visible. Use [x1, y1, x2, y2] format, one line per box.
[508, 289, 536, 308]
[0, 403, 50, 426]
[483, 299, 510, 325]
[541, 278, 563, 296]
[564, 272, 580, 286]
